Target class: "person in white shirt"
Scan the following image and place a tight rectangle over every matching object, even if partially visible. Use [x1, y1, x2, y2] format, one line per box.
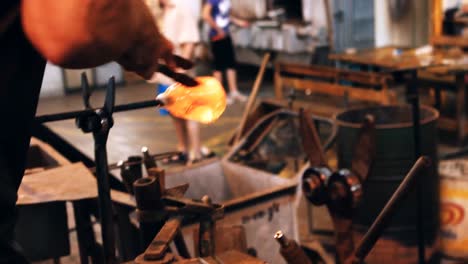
[150, 0, 213, 164]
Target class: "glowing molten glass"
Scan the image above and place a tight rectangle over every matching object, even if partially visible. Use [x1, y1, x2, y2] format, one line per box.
[156, 76, 227, 124]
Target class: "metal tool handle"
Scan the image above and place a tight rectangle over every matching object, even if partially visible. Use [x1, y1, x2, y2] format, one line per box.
[157, 64, 199, 87]
[81, 72, 92, 109]
[275, 231, 312, 264]
[300, 108, 328, 168]
[36, 100, 164, 123]
[83, 76, 119, 263]
[347, 156, 431, 264]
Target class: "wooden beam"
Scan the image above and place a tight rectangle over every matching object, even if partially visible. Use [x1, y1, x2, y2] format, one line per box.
[274, 63, 284, 99]
[432, 35, 468, 48]
[431, 0, 443, 39]
[281, 77, 345, 97]
[234, 53, 271, 143]
[278, 63, 337, 80]
[281, 77, 389, 104]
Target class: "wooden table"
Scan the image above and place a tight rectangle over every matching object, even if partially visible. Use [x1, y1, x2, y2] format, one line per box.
[329, 46, 460, 71]
[330, 46, 468, 145]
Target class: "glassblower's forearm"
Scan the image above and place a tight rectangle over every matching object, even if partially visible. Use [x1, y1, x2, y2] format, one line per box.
[21, 0, 167, 73]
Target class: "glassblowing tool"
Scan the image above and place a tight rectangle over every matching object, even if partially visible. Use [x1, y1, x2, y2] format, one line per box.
[75, 74, 118, 263]
[300, 109, 376, 263]
[346, 157, 431, 264]
[274, 231, 312, 264]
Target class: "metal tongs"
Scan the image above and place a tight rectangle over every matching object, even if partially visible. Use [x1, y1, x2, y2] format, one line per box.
[158, 55, 200, 87]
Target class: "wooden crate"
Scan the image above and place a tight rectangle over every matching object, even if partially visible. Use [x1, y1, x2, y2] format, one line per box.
[161, 158, 296, 264]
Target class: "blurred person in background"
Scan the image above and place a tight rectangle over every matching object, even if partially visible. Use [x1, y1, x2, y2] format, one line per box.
[148, 0, 214, 164]
[1, 0, 176, 262]
[202, 0, 250, 104]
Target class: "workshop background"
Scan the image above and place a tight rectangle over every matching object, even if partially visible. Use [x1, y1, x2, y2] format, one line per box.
[22, 0, 468, 264]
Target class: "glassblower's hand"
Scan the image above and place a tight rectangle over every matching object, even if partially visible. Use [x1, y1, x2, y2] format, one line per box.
[116, 0, 178, 79]
[117, 28, 176, 80]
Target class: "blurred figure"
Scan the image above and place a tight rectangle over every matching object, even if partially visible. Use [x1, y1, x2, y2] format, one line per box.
[202, 0, 249, 104]
[150, 0, 213, 164]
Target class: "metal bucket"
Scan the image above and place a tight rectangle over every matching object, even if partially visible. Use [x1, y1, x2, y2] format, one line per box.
[335, 105, 439, 263]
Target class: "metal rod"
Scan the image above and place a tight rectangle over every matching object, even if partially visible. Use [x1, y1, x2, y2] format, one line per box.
[157, 64, 199, 87]
[94, 133, 117, 263]
[408, 70, 425, 264]
[92, 151, 181, 173]
[35, 100, 163, 123]
[350, 156, 430, 264]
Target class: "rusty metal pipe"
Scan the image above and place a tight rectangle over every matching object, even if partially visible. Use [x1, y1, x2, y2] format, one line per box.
[198, 196, 216, 258]
[274, 231, 312, 264]
[347, 156, 431, 264]
[128, 156, 143, 180]
[142, 146, 158, 169]
[133, 177, 166, 248]
[134, 177, 164, 211]
[36, 100, 164, 123]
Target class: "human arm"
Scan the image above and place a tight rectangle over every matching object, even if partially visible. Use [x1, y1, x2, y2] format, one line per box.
[180, 43, 195, 61]
[202, 2, 225, 38]
[230, 16, 249, 28]
[21, 0, 174, 79]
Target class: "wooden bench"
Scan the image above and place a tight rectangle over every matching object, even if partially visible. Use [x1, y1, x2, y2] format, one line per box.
[274, 62, 395, 105]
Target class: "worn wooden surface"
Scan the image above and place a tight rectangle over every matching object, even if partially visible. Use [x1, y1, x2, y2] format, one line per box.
[18, 162, 97, 205]
[275, 62, 395, 105]
[426, 64, 468, 75]
[432, 35, 468, 48]
[144, 218, 181, 260]
[193, 225, 247, 256]
[329, 46, 461, 71]
[329, 46, 413, 70]
[216, 250, 266, 263]
[29, 137, 71, 166]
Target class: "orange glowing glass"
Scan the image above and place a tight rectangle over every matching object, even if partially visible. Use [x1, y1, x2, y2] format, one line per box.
[156, 76, 227, 124]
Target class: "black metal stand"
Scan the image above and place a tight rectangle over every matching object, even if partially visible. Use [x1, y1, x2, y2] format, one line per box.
[76, 76, 118, 263]
[407, 70, 425, 264]
[32, 72, 175, 262]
